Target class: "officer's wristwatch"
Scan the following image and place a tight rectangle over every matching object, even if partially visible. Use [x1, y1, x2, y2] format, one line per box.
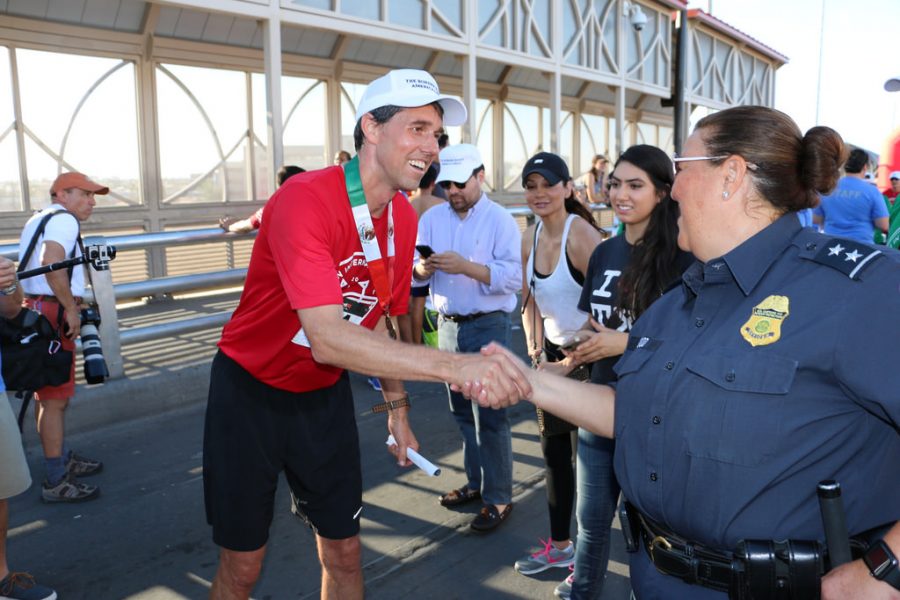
[862, 539, 900, 591]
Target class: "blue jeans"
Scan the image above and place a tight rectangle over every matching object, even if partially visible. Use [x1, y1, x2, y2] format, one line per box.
[438, 312, 513, 506]
[571, 428, 620, 599]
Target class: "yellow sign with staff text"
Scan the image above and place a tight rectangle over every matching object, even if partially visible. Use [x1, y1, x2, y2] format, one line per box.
[741, 295, 789, 347]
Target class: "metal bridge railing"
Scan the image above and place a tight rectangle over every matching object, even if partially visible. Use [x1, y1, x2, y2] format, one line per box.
[0, 204, 613, 380]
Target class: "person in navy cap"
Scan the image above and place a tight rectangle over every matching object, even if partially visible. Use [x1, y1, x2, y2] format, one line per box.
[470, 105, 900, 599]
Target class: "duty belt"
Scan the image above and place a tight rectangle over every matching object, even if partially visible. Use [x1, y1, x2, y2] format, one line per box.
[628, 502, 735, 593]
[625, 502, 830, 600]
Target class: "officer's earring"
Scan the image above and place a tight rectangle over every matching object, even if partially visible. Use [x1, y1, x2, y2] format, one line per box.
[722, 190, 730, 199]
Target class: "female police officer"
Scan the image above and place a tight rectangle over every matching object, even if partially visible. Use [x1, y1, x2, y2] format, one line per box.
[469, 106, 900, 599]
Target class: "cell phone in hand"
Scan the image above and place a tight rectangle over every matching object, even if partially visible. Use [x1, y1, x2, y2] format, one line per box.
[416, 244, 435, 259]
[560, 334, 585, 352]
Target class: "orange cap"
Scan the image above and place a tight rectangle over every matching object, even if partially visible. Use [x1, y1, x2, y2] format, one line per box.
[50, 172, 109, 196]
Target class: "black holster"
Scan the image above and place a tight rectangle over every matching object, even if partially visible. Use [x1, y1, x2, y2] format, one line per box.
[619, 501, 640, 553]
[731, 539, 823, 600]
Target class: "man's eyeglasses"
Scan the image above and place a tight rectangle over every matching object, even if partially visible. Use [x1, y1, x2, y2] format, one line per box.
[672, 154, 758, 171]
[439, 175, 473, 190]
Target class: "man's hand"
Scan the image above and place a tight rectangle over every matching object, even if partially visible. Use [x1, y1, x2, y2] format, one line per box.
[62, 306, 81, 340]
[822, 559, 900, 599]
[453, 342, 532, 409]
[568, 317, 627, 364]
[386, 410, 419, 467]
[219, 216, 253, 233]
[0, 257, 17, 289]
[415, 255, 436, 280]
[427, 251, 469, 275]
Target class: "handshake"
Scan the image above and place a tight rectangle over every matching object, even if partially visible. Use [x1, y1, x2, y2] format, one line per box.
[454, 339, 614, 440]
[452, 343, 535, 409]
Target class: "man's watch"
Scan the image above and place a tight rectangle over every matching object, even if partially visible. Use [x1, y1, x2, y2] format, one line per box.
[371, 394, 411, 414]
[863, 539, 900, 591]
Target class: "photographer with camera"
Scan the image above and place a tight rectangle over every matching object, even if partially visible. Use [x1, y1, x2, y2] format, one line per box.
[16, 172, 106, 503]
[0, 257, 57, 599]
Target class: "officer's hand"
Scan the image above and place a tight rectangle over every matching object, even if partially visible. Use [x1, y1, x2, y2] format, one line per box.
[821, 559, 900, 599]
[427, 251, 468, 275]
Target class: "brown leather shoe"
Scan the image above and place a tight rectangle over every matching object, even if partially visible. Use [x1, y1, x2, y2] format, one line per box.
[470, 503, 513, 532]
[439, 485, 481, 507]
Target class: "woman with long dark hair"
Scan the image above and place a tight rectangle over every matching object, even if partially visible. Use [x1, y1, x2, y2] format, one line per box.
[583, 154, 609, 205]
[514, 152, 605, 580]
[548, 145, 692, 599]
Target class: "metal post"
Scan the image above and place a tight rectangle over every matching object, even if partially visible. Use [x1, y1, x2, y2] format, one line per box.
[84, 236, 123, 379]
[262, 13, 284, 190]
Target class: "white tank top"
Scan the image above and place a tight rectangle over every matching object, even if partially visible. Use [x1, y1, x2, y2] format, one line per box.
[526, 214, 589, 345]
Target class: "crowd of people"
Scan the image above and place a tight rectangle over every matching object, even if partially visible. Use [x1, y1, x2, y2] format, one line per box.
[1, 65, 898, 600]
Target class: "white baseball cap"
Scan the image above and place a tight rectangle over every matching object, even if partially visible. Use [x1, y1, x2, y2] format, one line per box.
[890, 171, 900, 180]
[355, 69, 467, 126]
[435, 144, 483, 183]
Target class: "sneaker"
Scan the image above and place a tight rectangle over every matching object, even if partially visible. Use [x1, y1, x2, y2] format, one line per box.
[367, 376, 382, 392]
[554, 565, 574, 599]
[66, 451, 103, 477]
[514, 538, 574, 575]
[0, 572, 57, 600]
[41, 474, 99, 503]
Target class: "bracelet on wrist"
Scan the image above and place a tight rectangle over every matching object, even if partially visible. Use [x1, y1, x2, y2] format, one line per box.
[372, 393, 411, 414]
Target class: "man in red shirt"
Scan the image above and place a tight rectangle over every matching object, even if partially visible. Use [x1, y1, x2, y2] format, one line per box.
[204, 69, 531, 600]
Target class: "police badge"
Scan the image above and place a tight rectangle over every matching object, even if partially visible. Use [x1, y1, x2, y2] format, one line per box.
[740, 295, 789, 347]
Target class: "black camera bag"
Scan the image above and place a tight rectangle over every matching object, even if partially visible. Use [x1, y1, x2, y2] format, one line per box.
[3, 208, 78, 392]
[0, 307, 72, 392]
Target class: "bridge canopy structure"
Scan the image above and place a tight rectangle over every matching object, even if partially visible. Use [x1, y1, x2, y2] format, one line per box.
[0, 0, 786, 283]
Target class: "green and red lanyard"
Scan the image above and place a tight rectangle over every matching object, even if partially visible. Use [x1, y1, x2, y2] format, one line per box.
[344, 157, 398, 340]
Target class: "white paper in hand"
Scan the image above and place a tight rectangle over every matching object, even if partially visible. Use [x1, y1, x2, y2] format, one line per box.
[386, 435, 441, 476]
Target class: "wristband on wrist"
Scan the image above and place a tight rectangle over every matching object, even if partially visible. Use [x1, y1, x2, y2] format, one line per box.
[372, 393, 411, 414]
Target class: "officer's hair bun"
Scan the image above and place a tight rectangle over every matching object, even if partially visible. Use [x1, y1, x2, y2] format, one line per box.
[798, 126, 847, 200]
[696, 106, 845, 213]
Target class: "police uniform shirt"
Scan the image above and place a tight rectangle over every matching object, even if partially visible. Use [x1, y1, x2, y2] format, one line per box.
[613, 214, 900, 552]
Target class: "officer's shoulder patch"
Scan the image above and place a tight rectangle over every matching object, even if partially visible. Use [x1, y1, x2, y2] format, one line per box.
[800, 236, 884, 280]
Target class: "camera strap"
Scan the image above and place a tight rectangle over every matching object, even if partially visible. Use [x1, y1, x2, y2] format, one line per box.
[343, 157, 397, 339]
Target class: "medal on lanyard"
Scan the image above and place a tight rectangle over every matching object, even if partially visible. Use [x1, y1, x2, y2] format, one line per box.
[344, 157, 397, 339]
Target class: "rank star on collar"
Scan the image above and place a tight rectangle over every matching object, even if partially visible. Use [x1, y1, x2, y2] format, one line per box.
[844, 249, 863, 262]
[828, 243, 845, 256]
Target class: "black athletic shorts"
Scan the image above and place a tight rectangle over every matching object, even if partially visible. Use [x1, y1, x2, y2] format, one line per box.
[410, 284, 430, 298]
[203, 351, 362, 551]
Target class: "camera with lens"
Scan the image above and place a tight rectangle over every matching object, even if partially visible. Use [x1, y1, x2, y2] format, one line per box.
[83, 243, 116, 271]
[80, 306, 109, 384]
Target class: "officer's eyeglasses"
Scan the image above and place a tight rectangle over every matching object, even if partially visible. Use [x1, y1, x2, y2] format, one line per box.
[672, 154, 758, 171]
